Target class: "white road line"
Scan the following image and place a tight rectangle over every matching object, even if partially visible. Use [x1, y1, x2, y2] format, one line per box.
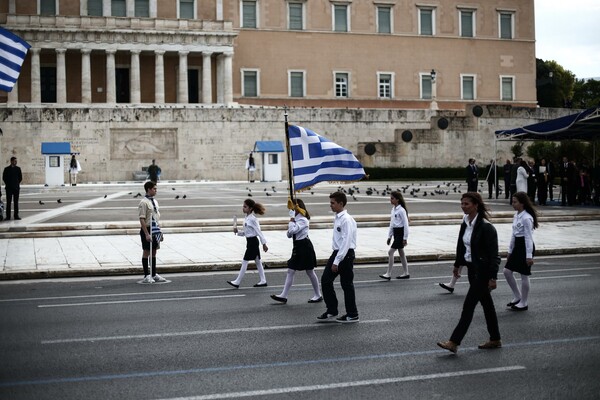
[452, 274, 591, 285]
[37, 294, 245, 308]
[41, 319, 391, 344]
[157, 366, 526, 400]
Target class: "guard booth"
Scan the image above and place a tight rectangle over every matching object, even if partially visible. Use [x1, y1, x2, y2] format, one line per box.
[254, 141, 284, 182]
[41, 142, 73, 186]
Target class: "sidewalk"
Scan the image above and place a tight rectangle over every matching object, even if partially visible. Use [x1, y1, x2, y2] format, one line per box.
[1, 219, 599, 280]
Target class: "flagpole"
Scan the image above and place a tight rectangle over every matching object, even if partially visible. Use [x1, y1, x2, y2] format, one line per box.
[284, 107, 296, 204]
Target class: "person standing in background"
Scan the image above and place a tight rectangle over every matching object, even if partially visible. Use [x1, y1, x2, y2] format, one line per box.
[69, 154, 81, 186]
[3, 157, 22, 221]
[486, 159, 499, 199]
[503, 159, 512, 200]
[536, 159, 549, 205]
[466, 158, 478, 192]
[246, 152, 256, 182]
[147, 159, 161, 183]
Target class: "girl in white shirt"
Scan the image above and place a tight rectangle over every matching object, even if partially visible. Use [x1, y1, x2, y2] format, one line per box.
[271, 199, 322, 304]
[380, 191, 410, 280]
[504, 191, 539, 311]
[227, 199, 269, 288]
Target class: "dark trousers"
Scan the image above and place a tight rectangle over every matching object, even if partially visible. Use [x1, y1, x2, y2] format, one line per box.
[450, 270, 500, 345]
[487, 182, 498, 199]
[321, 249, 357, 317]
[504, 180, 511, 199]
[561, 181, 568, 205]
[5, 187, 19, 218]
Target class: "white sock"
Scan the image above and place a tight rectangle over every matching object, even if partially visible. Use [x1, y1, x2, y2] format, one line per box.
[306, 269, 321, 299]
[279, 269, 295, 298]
[385, 248, 395, 276]
[399, 249, 409, 275]
[255, 257, 266, 284]
[503, 268, 521, 303]
[233, 260, 249, 285]
[446, 266, 463, 287]
[518, 275, 530, 307]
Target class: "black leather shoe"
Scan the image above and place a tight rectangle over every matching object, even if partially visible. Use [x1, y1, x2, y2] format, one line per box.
[308, 296, 323, 303]
[226, 281, 239, 288]
[439, 283, 454, 293]
[253, 282, 268, 287]
[14, 216, 21, 220]
[270, 294, 287, 304]
[396, 275, 410, 279]
[379, 274, 391, 281]
[506, 300, 520, 307]
[511, 305, 528, 311]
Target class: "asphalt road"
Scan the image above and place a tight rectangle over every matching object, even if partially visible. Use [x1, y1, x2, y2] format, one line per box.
[16, 180, 520, 224]
[1, 254, 599, 400]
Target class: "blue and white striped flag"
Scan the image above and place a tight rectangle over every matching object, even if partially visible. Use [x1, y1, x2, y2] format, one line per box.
[288, 125, 365, 192]
[0, 27, 31, 92]
[151, 215, 163, 242]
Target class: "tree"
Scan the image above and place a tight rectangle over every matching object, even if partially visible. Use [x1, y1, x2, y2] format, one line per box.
[526, 141, 558, 162]
[536, 59, 575, 108]
[511, 141, 524, 158]
[572, 78, 600, 109]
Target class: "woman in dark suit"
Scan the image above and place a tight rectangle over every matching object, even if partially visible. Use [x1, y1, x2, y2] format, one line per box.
[437, 192, 501, 354]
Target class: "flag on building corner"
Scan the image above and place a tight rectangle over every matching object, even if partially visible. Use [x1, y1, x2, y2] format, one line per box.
[0, 27, 31, 92]
[288, 125, 365, 192]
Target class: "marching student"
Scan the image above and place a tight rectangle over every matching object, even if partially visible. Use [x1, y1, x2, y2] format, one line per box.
[270, 198, 322, 304]
[317, 191, 359, 323]
[138, 181, 166, 283]
[504, 191, 539, 311]
[379, 191, 410, 280]
[227, 198, 268, 288]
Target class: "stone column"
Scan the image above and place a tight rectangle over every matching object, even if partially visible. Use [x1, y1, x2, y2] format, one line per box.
[216, 54, 223, 104]
[7, 80, 18, 104]
[216, 0, 223, 20]
[56, 48, 67, 104]
[130, 50, 141, 103]
[154, 50, 165, 103]
[201, 52, 212, 104]
[30, 47, 41, 103]
[8, 0, 15, 14]
[106, 49, 116, 103]
[126, 0, 134, 16]
[81, 49, 92, 103]
[223, 52, 233, 105]
[177, 51, 189, 104]
[103, 0, 111, 16]
[150, 0, 157, 17]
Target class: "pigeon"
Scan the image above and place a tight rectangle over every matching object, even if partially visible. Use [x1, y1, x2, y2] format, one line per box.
[104, 194, 107, 198]
[266, 192, 271, 196]
[39, 200, 44, 205]
[352, 195, 357, 201]
[172, 188, 176, 190]
[248, 193, 252, 197]
[182, 195, 187, 199]
[175, 195, 179, 199]
[311, 192, 314, 195]
[57, 199, 62, 203]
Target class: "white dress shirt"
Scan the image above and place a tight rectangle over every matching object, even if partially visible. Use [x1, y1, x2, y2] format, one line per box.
[462, 214, 478, 263]
[237, 213, 267, 244]
[287, 214, 309, 240]
[388, 204, 409, 240]
[509, 210, 535, 258]
[332, 209, 357, 265]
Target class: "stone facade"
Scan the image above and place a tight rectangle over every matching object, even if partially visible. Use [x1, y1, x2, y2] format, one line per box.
[0, 104, 574, 184]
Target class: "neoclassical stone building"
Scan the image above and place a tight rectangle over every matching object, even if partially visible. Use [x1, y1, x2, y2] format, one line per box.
[0, 0, 542, 184]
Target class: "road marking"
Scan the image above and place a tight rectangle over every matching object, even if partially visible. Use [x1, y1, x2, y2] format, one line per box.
[157, 366, 526, 400]
[41, 319, 391, 344]
[37, 294, 245, 308]
[3, 335, 600, 388]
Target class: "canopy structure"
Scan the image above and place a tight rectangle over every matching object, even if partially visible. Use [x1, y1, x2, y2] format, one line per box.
[495, 107, 600, 141]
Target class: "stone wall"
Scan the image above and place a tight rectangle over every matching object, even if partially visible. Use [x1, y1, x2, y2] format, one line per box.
[0, 104, 575, 184]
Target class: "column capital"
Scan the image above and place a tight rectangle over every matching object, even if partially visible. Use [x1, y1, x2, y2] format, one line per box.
[81, 48, 92, 55]
[106, 49, 117, 55]
[178, 50, 190, 56]
[154, 50, 165, 56]
[130, 49, 141, 55]
[30, 47, 41, 55]
[202, 51, 214, 57]
[56, 48, 67, 54]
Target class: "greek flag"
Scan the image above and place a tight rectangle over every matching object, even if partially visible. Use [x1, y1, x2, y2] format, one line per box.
[0, 27, 31, 92]
[151, 215, 162, 242]
[288, 125, 365, 192]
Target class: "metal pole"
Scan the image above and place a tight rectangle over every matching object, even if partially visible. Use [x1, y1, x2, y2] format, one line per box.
[284, 107, 295, 203]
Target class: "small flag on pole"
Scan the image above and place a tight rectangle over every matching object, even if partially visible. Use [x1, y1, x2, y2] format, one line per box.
[151, 215, 163, 242]
[288, 125, 365, 192]
[0, 27, 31, 93]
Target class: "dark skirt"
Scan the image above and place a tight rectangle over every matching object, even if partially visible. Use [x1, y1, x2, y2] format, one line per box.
[243, 236, 261, 261]
[287, 237, 317, 270]
[505, 236, 534, 275]
[391, 227, 405, 249]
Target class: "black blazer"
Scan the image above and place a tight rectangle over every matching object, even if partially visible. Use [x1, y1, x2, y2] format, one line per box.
[454, 216, 500, 281]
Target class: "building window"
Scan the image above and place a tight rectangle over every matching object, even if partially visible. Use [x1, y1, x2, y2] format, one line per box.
[88, 0, 103, 16]
[40, 66, 57, 103]
[242, 70, 259, 97]
[40, 0, 57, 15]
[180, 0, 194, 19]
[135, 0, 150, 17]
[188, 69, 200, 103]
[377, 6, 392, 34]
[499, 12, 514, 39]
[501, 76, 514, 100]
[333, 4, 349, 32]
[288, 2, 303, 30]
[268, 154, 278, 164]
[242, 1, 257, 28]
[461, 75, 476, 100]
[289, 71, 305, 97]
[378, 73, 393, 99]
[420, 74, 432, 99]
[335, 72, 349, 98]
[116, 68, 130, 103]
[418, 8, 435, 35]
[460, 9, 475, 38]
[112, 0, 126, 17]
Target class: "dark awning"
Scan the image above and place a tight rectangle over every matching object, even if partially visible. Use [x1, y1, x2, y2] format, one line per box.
[495, 107, 600, 141]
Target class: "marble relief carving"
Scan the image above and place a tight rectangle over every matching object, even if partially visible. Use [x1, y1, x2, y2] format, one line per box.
[110, 128, 177, 159]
